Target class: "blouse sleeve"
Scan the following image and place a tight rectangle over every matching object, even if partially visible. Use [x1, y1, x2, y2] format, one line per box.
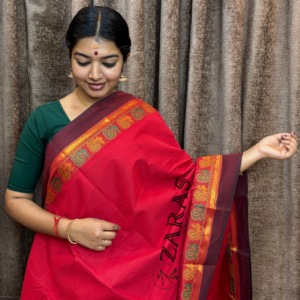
[7, 107, 47, 193]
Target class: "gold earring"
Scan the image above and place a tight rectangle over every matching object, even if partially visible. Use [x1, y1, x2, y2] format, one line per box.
[119, 73, 127, 82]
[68, 72, 74, 79]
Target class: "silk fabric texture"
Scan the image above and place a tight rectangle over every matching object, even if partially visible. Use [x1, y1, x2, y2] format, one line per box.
[21, 91, 250, 300]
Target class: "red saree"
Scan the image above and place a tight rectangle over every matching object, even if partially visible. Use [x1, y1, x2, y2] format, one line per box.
[21, 91, 251, 300]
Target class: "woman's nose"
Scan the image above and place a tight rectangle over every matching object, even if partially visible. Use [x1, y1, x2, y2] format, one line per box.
[89, 67, 103, 80]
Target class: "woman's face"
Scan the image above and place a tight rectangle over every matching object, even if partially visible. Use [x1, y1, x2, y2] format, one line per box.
[71, 37, 124, 102]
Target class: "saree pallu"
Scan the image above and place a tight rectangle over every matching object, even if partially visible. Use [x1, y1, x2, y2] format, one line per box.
[21, 91, 251, 300]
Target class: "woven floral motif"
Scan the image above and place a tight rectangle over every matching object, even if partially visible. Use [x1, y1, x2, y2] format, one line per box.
[183, 265, 196, 281]
[45, 100, 155, 209]
[130, 107, 145, 120]
[102, 125, 120, 140]
[228, 261, 235, 278]
[196, 169, 211, 183]
[193, 185, 208, 202]
[191, 204, 205, 221]
[181, 283, 192, 300]
[57, 163, 74, 180]
[199, 156, 212, 168]
[117, 115, 134, 129]
[185, 243, 198, 261]
[46, 189, 55, 203]
[142, 103, 156, 113]
[70, 149, 89, 167]
[87, 137, 105, 153]
[188, 223, 201, 241]
[51, 177, 63, 192]
[180, 155, 222, 300]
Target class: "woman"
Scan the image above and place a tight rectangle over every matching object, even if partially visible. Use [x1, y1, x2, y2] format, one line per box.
[4, 6, 297, 300]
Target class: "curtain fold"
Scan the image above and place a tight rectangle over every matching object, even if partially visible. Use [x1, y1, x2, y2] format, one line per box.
[126, 0, 145, 100]
[184, 0, 244, 159]
[1, 1, 299, 299]
[241, 1, 300, 298]
[0, 1, 26, 297]
[143, 0, 160, 110]
[158, 0, 180, 140]
[178, 0, 192, 147]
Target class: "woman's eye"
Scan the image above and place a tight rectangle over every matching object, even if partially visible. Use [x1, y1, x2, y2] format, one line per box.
[77, 61, 90, 66]
[103, 63, 116, 68]
[76, 61, 116, 68]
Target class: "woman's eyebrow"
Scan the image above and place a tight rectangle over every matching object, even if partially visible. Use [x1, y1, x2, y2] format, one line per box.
[74, 52, 91, 58]
[74, 52, 119, 59]
[101, 54, 119, 59]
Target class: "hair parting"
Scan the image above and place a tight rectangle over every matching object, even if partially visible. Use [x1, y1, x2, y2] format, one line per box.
[95, 10, 102, 36]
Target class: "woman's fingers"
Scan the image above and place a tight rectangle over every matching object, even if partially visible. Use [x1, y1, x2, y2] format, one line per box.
[101, 221, 121, 232]
[282, 134, 298, 148]
[92, 239, 113, 251]
[95, 245, 106, 251]
[90, 236, 114, 251]
[102, 239, 112, 247]
[101, 230, 117, 240]
[94, 239, 113, 251]
[284, 145, 293, 156]
[93, 221, 119, 250]
[291, 132, 298, 148]
[281, 139, 297, 157]
[72, 218, 121, 251]
[97, 221, 119, 240]
[282, 133, 297, 143]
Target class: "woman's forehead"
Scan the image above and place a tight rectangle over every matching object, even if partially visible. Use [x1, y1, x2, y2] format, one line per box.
[74, 37, 120, 54]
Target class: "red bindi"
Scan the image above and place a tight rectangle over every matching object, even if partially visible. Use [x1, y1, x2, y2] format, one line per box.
[94, 51, 98, 55]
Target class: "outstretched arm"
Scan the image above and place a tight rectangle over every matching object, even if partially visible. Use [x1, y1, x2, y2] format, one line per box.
[240, 132, 298, 174]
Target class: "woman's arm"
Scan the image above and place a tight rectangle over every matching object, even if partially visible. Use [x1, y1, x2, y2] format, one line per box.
[240, 132, 298, 173]
[5, 189, 121, 251]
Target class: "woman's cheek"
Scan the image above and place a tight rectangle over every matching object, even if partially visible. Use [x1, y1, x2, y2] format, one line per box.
[104, 69, 120, 80]
[75, 69, 90, 80]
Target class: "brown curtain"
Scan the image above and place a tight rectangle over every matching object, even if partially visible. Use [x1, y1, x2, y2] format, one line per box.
[1, 0, 299, 299]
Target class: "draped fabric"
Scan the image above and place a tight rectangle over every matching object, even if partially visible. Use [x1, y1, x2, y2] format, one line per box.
[21, 91, 249, 299]
[0, 0, 299, 299]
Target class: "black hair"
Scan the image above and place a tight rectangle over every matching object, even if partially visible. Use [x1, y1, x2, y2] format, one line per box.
[66, 6, 131, 62]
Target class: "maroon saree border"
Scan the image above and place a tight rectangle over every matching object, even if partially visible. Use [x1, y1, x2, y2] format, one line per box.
[235, 172, 252, 300]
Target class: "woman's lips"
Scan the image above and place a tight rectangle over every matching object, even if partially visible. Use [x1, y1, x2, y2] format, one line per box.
[88, 82, 106, 91]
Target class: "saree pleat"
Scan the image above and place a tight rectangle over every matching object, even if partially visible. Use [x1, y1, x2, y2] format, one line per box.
[21, 92, 250, 300]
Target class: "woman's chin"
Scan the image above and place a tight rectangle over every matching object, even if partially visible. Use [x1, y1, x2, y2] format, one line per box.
[79, 85, 113, 100]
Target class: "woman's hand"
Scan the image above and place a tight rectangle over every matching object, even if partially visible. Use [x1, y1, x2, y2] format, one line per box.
[240, 132, 297, 173]
[4, 190, 121, 252]
[58, 218, 121, 251]
[257, 132, 298, 160]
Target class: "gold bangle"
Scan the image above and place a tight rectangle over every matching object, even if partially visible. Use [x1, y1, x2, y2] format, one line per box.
[66, 219, 79, 244]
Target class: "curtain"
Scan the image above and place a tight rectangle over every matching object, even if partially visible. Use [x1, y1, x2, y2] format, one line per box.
[0, 0, 299, 299]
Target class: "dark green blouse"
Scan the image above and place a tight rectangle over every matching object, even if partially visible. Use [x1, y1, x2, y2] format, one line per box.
[7, 101, 70, 193]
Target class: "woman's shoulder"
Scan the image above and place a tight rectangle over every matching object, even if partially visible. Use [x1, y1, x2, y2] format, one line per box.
[28, 100, 61, 119]
[117, 91, 155, 108]
[23, 99, 70, 143]
[24, 100, 63, 129]
[38, 100, 61, 108]
[33, 98, 69, 123]
[116, 92, 160, 122]
[36, 100, 62, 115]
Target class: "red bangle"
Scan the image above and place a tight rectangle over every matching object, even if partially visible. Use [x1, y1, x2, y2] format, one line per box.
[54, 215, 64, 239]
